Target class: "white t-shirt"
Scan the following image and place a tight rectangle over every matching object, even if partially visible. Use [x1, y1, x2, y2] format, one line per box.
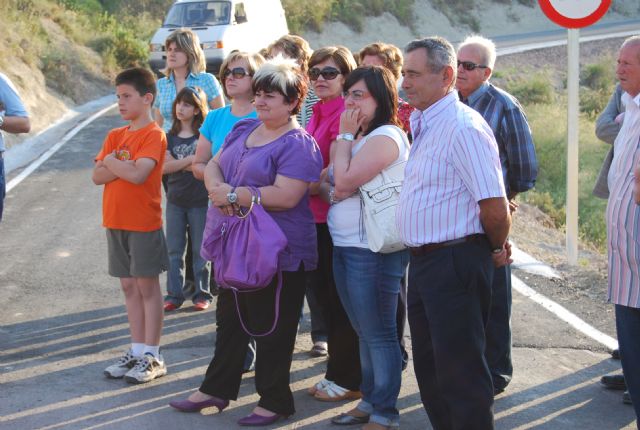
[327, 125, 410, 248]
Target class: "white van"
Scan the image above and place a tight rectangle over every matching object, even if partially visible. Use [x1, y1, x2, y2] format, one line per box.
[149, 0, 288, 74]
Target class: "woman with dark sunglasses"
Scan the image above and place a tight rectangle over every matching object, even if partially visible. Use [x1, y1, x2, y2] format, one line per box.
[305, 46, 363, 403]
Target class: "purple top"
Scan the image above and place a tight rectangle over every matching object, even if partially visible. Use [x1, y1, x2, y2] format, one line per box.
[218, 118, 323, 271]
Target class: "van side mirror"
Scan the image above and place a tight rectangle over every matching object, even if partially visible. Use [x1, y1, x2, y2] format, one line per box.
[235, 13, 247, 24]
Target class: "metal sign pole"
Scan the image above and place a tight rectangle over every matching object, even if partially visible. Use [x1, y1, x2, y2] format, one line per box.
[566, 28, 580, 265]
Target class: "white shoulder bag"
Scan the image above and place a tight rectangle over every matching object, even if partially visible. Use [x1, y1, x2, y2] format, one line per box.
[358, 127, 409, 254]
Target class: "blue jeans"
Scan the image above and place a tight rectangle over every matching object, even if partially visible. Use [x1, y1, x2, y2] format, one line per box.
[333, 246, 409, 427]
[616, 304, 640, 427]
[0, 155, 5, 222]
[165, 202, 211, 305]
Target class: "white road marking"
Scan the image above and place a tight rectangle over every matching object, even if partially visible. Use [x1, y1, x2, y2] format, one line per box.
[511, 243, 562, 279]
[513, 275, 618, 350]
[5, 103, 116, 193]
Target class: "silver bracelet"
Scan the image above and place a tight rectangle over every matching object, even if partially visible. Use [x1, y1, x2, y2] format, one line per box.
[329, 187, 336, 205]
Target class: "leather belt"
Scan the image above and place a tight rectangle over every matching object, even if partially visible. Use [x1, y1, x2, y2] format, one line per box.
[410, 234, 487, 256]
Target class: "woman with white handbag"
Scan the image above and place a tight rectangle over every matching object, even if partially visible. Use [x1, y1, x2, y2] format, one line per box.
[323, 65, 410, 430]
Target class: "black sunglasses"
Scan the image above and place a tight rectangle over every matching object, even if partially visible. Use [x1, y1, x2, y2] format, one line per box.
[457, 60, 488, 71]
[223, 67, 250, 79]
[308, 67, 341, 81]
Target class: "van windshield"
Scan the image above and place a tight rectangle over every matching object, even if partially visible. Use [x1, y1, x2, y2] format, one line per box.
[163, 1, 231, 27]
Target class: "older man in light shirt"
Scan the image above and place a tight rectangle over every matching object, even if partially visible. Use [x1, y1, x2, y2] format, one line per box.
[398, 37, 511, 430]
[608, 35, 640, 424]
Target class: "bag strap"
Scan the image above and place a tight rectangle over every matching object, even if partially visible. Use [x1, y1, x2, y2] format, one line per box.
[231, 271, 283, 337]
[235, 186, 262, 218]
[231, 185, 281, 337]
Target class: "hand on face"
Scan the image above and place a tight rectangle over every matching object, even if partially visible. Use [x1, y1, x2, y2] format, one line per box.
[339, 107, 365, 136]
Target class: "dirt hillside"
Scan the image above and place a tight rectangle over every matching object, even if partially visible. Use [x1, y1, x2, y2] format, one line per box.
[303, 0, 638, 50]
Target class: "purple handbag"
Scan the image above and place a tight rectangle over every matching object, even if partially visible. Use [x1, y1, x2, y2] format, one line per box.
[201, 188, 288, 336]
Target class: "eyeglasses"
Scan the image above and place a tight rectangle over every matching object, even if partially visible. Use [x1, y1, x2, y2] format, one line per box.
[308, 67, 341, 81]
[342, 89, 369, 101]
[223, 67, 250, 79]
[457, 60, 488, 71]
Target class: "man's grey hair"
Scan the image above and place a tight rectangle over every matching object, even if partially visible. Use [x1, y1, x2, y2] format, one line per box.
[405, 37, 457, 82]
[458, 35, 496, 70]
[622, 35, 640, 54]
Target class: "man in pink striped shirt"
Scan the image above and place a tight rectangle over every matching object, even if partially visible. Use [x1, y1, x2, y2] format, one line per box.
[397, 37, 511, 430]
[608, 35, 640, 424]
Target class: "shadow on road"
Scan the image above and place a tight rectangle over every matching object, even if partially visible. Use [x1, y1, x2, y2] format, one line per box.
[0, 305, 214, 375]
[0, 308, 637, 429]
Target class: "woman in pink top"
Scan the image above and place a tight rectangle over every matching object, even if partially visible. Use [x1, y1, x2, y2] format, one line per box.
[305, 46, 362, 402]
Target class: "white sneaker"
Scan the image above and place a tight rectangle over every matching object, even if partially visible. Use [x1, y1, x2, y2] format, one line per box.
[104, 349, 139, 379]
[124, 353, 167, 384]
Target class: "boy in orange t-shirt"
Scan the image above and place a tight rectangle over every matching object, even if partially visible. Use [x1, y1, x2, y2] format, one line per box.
[92, 68, 169, 384]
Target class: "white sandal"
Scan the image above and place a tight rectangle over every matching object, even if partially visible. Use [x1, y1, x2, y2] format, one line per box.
[308, 378, 332, 396]
[314, 381, 362, 402]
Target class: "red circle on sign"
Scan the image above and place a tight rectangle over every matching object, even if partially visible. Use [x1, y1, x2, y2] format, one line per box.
[539, 0, 611, 29]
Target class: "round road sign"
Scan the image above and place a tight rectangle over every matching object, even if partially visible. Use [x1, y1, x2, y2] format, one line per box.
[539, 0, 611, 29]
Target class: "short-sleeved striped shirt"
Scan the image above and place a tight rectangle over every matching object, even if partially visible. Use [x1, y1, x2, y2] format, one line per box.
[154, 71, 223, 132]
[607, 91, 640, 308]
[397, 91, 506, 247]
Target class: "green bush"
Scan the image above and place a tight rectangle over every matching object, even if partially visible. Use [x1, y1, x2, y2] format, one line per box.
[41, 48, 75, 97]
[100, 0, 174, 17]
[57, 0, 102, 14]
[581, 62, 614, 92]
[580, 88, 610, 119]
[283, 0, 415, 34]
[521, 190, 566, 227]
[522, 99, 610, 250]
[282, 0, 335, 33]
[505, 73, 555, 105]
[91, 13, 150, 69]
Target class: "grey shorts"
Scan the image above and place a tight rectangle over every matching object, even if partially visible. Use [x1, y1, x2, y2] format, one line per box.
[106, 228, 169, 278]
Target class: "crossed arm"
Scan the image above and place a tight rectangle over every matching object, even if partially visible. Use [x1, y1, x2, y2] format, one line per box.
[92, 154, 157, 185]
[2, 115, 30, 134]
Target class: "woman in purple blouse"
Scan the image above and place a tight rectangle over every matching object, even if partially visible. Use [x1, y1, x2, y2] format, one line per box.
[168, 57, 322, 427]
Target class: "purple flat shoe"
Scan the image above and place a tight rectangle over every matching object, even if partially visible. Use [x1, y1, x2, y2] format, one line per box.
[169, 396, 229, 413]
[237, 412, 286, 426]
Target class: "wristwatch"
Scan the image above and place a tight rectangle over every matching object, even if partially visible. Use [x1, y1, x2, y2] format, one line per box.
[491, 246, 504, 254]
[336, 133, 354, 142]
[226, 187, 238, 204]
[0, 112, 5, 128]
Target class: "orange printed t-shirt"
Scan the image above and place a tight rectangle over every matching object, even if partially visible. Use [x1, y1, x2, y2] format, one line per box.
[95, 122, 167, 232]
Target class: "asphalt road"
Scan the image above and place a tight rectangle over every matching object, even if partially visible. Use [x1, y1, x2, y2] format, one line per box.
[0, 109, 637, 429]
[493, 18, 640, 55]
